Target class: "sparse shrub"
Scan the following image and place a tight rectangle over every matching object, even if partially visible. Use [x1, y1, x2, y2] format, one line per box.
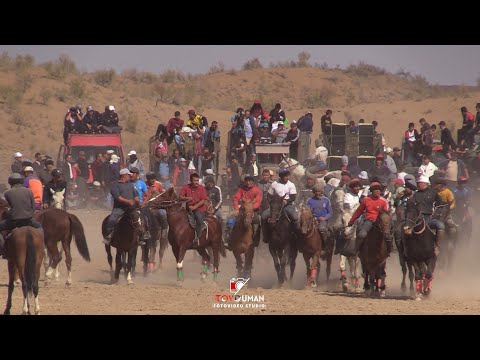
[297, 51, 311, 67]
[346, 61, 387, 77]
[12, 112, 26, 126]
[0, 52, 12, 70]
[243, 58, 263, 70]
[227, 69, 237, 76]
[325, 75, 339, 83]
[94, 69, 116, 87]
[55, 88, 67, 102]
[69, 79, 85, 98]
[16, 71, 33, 92]
[39, 88, 52, 105]
[15, 54, 35, 71]
[124, 110, 138, 133]
[0, 85, 23, 111]
[160, 69, 186, 83]
[208, 62, 225, 74]
[302, 85, 336, 108]
[314, 62, 329, 70]
[43, 54, 77, 80]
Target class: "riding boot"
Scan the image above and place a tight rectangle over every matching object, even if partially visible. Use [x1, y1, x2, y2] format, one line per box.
[354, 236, 366, 255]
[319, 231, 328, 259]
[252, 223, 260, 247]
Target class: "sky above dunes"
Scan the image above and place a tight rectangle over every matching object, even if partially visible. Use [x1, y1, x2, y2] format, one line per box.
[2, 45, 480, 86]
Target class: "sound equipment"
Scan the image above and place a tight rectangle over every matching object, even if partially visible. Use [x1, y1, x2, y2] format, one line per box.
[328, 156, 343, 171]
[331, 123, 347, 136]
[359, 143, 375, 156]
[357, 156, 376, 171]
[330, 142, 346, 156]
[358, 123, 374, 136]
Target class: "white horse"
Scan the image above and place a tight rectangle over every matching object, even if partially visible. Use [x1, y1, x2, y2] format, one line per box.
[50, 188, 65, 210]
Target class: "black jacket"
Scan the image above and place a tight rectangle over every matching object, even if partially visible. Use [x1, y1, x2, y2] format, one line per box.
[412, 186, 444, 216]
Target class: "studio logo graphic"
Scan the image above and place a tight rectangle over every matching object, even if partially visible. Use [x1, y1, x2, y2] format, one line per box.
[229, 277, 250, 295]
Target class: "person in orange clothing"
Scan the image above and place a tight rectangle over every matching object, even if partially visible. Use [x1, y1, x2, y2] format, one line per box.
[23, 166, 43, 211]
[345, 182, 390, 256]
[227, 174, 263, 248]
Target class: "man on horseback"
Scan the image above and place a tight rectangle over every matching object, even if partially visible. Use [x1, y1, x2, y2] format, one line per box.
[144, 172, 168, 229]
[346, 182, 390, 255]
[432, 176, 458, 236]
[227, 174, 263, 249]
[0, 173, 43, 258]
[306, 185, 332, 257]
[257, 169, 273, 212]
[43, 169, 67, 209]
[261, 169, 301, 239]
[410, 176, 446, 252]
[103, 168, 146, 246]
[179, 173, 209, 247]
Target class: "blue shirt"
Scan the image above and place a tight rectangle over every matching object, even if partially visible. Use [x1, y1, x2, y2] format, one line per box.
[158, 161, 170, 178]
[133, 179, 148, 203]
[296, 115, 313, 132]
[306, 196, 332, 220]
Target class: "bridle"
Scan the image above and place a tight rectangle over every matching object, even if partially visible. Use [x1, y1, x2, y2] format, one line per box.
[300, 210, 315, 234]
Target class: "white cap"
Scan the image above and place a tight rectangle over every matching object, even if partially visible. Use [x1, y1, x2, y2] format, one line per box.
[205, 169, 215, 175]
[108, 105, 115, 111]
[93, 181, 101, 187]
[358, 171, 368, 180]
[110, 154, 119, 163]
[14, 152, 22, 158]
[385, 147, 393, 153]
[24, 166, 34, 172]
[128, 150, 137, 156]
[106, 149, 115, 155]
[119, 168, 132, 176]
[416, 175, 430, 184]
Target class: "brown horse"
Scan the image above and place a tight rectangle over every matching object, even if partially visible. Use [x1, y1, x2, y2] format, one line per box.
[146, 187, 226, 284]
[35, 208, 90, 286]
[298, 207, 322, 288]
[102, 206, 146, 285]
[358, 210, 392, 297]
[231, 200, 255, 279]
[3, 226, 44, 315]
[141, 198, 169, 273]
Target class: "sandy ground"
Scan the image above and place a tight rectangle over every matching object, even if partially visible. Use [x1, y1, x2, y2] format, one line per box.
[1, 208, 480, 315]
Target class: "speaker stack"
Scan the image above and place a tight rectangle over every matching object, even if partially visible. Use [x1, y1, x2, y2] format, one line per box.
[327, 156, 344, 171]
[329, 123, 346, 156]
[357, 155, 376, 171]
[358, 123, 375, 156]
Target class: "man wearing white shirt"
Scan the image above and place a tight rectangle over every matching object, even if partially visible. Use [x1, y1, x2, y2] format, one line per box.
[418, 155, 438, 179]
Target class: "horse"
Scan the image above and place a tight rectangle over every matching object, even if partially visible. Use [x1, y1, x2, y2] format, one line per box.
[146, 187, 226, 284]
[358, 210, 392, 297]
[393, 202, 415, 293]
[298, 207, 322, 288]
[403, 199, 439, 301]
[138, 207, 168, 275]
[49, 188, 65, 209]
[231, 200, 256, 279]
[3, 226, 45, 315]
[263, 194, 298, 287]
[102, 206, 146, 285]
[35, 208, 90, 286]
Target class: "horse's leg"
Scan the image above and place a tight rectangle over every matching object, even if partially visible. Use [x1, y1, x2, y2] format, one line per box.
[399, 251, 407, 292]
[63, 238, 73, 287]
[126, 249, 135, 286]
[113, 250, 122, 284]
[268, 244, 282, 286]
[233, 251, 244, 278]
[196, 247, 210, 281]
[412, 261, 423, 301]
[424, 257, 436, 296]
[122, 252, 128, 278]
[105, 245, 114, 283]
[55, 243, 63, 280]
[302, 253, 311, 287]
[211, 242, 220, 282]
[289, 243, 298, 287]
[45, 239, 61, 286]
[325, 249, 333, 284]
[18, 261, 30, 315]
[310, 253, 320, 288]
[34, 245, 43, 315]
[379, 264, 387, 298]
[158, 230, 168, 270]
[176, 246, 187, 284]
[279, 245, 289, 287]
[244, 246, 254, 280]
[141, 244, 149, 276]
[351, 256, 362, 293]
[408, 262, 415, 292]
[4, 261, 15, 315]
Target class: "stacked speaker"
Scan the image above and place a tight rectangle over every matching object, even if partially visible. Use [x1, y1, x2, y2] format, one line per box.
[327, 123, 376, 157]
[330, 123, 346, 156]
[358, 123, 375, 156]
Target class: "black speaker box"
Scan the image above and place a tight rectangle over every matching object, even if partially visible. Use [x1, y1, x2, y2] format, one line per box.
[358, 123, 374, 136]
[331, 135, 346, 144]
[328, 156, 343, 171]
[357, 156, 376, 171]
[359, 135, 374, 145]
[330, 143, 346, 156]
[331, 123, 347, 136]
[359, 143, 375, 156]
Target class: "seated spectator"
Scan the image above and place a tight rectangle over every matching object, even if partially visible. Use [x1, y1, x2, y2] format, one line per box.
[284, 122, 300, 159]
[272, 122, 289, 143]
[158, 153, 171, 189]
[83, 105, 103, 133]
[439, 121, 457, 157]
[198, 149, 215, 177]
[164, 111, 184, 142]
[99, 105, 122, 133]
[186, 109, 206, 129]
[173, 157, 190, 192]
[174, 128, 186, 156]
[269, 103, 286, 127]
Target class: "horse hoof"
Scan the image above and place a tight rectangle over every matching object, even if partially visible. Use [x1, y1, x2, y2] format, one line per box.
[35, 311, 41, 315]
[176, 281, 183, 287]
[415, 293, 423, 301]
[44, 280, 51, 287]
[342, 283, 349, 293]
[65, 282, 71, 289]
[310, 281, 317, 288]
[355, 286, 363, 293]
[14, 280, 21, 287]
[3, 310, 10, 315]
[127, 281, 134, 286]
[379, 290, 386, 298]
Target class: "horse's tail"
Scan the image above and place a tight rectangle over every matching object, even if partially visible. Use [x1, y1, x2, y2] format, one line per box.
[68, 213, 91, 262]
[24, 229, 37, 293]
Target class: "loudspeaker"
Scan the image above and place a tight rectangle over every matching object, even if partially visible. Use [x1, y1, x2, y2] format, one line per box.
[358, 123, 374, 136]
[330, 142, 346, 156]
[331, 135, 346, 144]
[331, 123, 347, 136]
[359, 143, 375, 156]
[328, 156, 343, 171]
[357, 156, 376, 171]
[359, 135, 374, 145]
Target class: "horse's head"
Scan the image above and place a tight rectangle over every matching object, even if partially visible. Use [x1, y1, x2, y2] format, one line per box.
[126, 206, 146, 234]
[145, 187, 176, 209]
[50, 188, 65, 209]
[240, 200, 255, 226]
[377, 209, 392, 240]
[403, 198, 421, 235]
[299, 206, 314, 235]
[268, 194, 286, 224]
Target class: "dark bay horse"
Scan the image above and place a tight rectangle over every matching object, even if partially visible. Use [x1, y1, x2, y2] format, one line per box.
[264, 194, 298, 287]
[102, 206, 146, 285]
[358, 210, 392, 297]
[146, 187, 225, 284]
[231, 200, 255, 279]
[299, 207, 322, 288]
[35, 208, 90, 286]
[393, 202, 415, 292]
[403, 199, 438, 301]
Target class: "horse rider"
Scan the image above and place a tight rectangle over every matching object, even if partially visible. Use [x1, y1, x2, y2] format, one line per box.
[143, 172, 168, 230]
[306, 184, 332, 257]
[410, 175, 446, 253]
[257, 169, 273, 212]
[103, 168, 146, 246]
[432, 176, 458, 236]
[204, 175, 223, 220]
[261, 168, 301, 239]
[346, 181, 390, 256]
[0, 173, 43, 259]
[179, 173, 209, 247]
[228, 174, 263, 249]
[43, 169, 67, 209]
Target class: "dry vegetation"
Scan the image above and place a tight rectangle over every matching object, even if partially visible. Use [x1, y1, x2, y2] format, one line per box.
[0, 51, 479, 180]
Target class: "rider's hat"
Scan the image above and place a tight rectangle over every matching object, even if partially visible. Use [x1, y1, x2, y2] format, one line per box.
[369, 182, 382, 191]
[278, 168, 290, 177]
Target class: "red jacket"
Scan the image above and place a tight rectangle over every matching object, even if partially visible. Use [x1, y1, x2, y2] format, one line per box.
[232, 185, 263, 211]
[179, 184, 208, 212]
[350, 195, 389, 224]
